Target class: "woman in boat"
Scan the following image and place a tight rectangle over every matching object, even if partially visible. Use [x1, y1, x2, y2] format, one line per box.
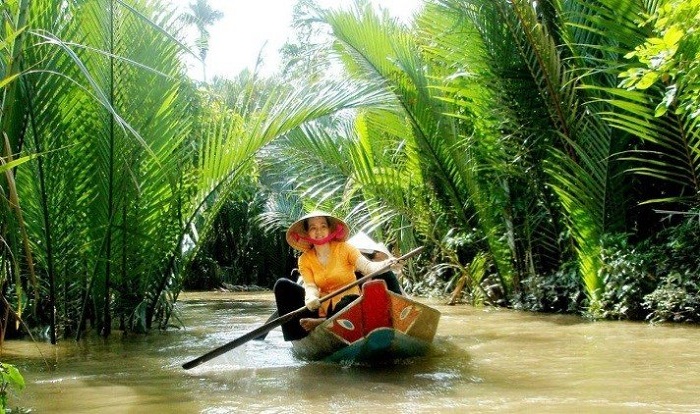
[274, 211, 396, 341]
[347, 231, 404, 295]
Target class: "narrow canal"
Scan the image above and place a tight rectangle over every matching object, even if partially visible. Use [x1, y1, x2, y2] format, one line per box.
[3, 291, 699, 413]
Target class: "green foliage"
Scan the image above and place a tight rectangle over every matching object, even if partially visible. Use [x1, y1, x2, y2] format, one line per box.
[180, 0, 224, 81]
[3, 0, 700, 339]
[591, 213, 700, 322]
[186, 187, 293, 290]
[514, 212, 700, 322]
[402, 244, 455, 298]
[642, 212, 700, 323]
[0, 363, 24, 412]
[513, 261, 587, 314]
[0, 0, 400, 340]
[253, 0, 700, 317]
[9, 0, 197, 337]
[607, 0, 700, 207]
[595, 234, 659, 320]
[184, 255, 222, 290]
[643, 274, 700, 323]
[618, 0, 700, 118]
[651, 212, 700, 276]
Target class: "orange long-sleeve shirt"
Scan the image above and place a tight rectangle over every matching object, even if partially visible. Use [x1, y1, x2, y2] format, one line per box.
[298, 241, 361, 316]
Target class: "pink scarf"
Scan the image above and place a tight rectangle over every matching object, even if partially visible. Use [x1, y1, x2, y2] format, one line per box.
[292, 224, 346, 246]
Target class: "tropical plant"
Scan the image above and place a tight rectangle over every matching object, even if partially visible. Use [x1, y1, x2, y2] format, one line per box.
[258, 1, 517, 302]
[4, 0, 200, 339]
[257, 0, 700, 317]
[179, 0, 699, 322]
[0, 362, 24, 412]
[279, 0, 333, 82]
[1, 0, 38, 342]
[3, 0, 698, 344]
[180, 0, 223, 82]
[409, 0, 685, 312]
[0, 0, 403, 343]
[187, 186, 294, 290]
[641, 210, 700, 323]
[615, 0, 700, 208]
[619, 0, 700, 120]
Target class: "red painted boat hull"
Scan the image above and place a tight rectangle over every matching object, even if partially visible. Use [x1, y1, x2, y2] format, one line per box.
[291, 279, 441, 363]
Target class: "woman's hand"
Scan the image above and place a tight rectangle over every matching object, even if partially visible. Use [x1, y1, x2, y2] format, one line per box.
[305, 297, 321, 311]
[304, 283, 320, 310]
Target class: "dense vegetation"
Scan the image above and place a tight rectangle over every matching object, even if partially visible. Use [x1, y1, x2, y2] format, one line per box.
[1, 0, 699, 344]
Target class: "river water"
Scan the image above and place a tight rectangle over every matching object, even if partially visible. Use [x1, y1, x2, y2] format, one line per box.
[2, 291, 699, 413]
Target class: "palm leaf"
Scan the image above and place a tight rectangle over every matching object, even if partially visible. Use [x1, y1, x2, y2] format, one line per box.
[317, 2, 518, 291]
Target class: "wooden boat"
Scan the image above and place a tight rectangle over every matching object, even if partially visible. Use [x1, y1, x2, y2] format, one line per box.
[291, 279, 441, 364]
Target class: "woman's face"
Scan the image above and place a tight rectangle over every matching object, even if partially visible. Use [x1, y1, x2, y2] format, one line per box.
[306, 216, 330, 240]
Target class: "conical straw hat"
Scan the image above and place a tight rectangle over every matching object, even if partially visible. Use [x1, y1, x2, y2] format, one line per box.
[285, 210, 350, 252]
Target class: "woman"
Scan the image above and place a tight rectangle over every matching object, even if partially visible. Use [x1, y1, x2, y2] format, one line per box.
[274, 211, 394, 341]
[347, 231, 404, 295]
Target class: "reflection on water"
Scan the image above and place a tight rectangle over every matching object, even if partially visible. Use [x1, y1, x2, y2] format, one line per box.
[2, 291, 700, 413]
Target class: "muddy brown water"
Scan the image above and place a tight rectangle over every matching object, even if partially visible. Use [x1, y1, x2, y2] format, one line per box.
[2, 291, 699, 413]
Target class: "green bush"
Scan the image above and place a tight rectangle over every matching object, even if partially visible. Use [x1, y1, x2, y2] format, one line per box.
[512, 261, 587, 313]
[596, 234, 659, 320]
[643, 272, 700, 323]
[183, 256, 222, 290]
[642, 213, 700, 323]
[596, 212, 700, 322]
[0, 363, 24, 412]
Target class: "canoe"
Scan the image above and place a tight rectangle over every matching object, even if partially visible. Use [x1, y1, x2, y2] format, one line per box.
[291, 279, 441, 364]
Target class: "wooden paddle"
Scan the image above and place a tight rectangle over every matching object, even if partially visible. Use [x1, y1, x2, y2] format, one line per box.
[181, 246, 425, 370]
[253, 310, 278, 340]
